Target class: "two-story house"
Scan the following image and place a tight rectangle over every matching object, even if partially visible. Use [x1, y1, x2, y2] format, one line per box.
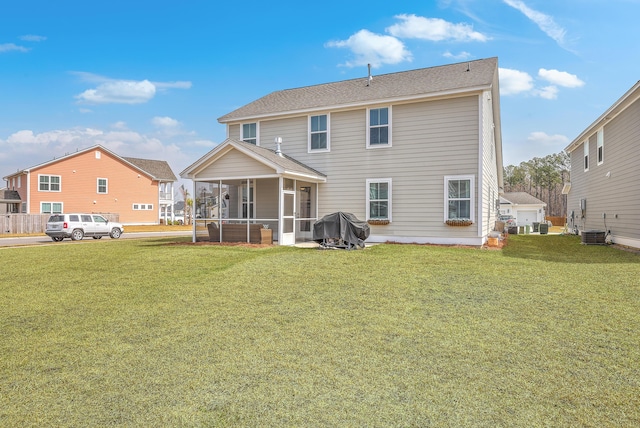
[564, 80, 640, 248]
[181, 57, 504, 245]
[3, 145, 177, 224]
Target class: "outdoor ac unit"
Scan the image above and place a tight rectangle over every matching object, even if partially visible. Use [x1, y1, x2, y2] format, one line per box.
[582, 230, 605, 245]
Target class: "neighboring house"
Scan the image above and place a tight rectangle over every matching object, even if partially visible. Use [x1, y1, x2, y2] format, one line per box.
[2, 145, 177, 224]
[499, 192, 546, 226]
[0, 188, 21, 214]
[564, 80, 640, 248]
[181, 58, 504, 245]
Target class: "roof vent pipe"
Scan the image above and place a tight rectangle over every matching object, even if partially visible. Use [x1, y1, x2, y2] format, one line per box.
[367, 63, 373, 86]
[274, 137, 283, 157]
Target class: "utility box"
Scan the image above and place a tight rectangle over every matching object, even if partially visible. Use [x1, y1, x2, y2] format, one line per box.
[582, 230, 605, 245]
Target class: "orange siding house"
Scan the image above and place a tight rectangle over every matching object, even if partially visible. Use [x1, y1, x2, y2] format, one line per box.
[2, 145, 177, 224]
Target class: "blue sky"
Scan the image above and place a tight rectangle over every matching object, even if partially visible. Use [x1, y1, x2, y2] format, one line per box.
[2, 0, 639, 188]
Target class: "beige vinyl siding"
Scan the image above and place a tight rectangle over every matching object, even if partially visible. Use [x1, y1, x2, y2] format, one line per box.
[228, 124, 240, 140]
[197, 149, 275, 178]
[314, 96, 479, 239]
[568, 98, 640, 243]
[480, 89, 500, 239]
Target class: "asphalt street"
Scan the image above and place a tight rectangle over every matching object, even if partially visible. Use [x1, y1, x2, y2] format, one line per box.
[0, 230, 191, 248]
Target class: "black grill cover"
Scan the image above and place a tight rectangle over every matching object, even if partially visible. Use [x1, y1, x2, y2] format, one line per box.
[313, 212, 370, 247]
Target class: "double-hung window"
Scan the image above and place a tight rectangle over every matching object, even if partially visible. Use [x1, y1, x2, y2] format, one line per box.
[597, 128, 604, 165]
[366, 179, 392, 221]
[242, 123, 258, 145]
[584, 140, 589, 171]
[39, 174, 61, 192]
[41, 202, 63, 214]
[97, 178, 108, 194]
[309, 114, 329, 152]
[367, 107, 391, 148]
[444, 175, 474, 222]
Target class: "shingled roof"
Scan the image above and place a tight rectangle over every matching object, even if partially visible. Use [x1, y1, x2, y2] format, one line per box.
[218, 57, 498, 122]
[123, 157, 177, 181]
[501, 192, 546, 206]
[180, 138, 326, 182]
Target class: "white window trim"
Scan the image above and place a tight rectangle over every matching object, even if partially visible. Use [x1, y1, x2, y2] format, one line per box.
[241, 122, 260, 146]
[366, 106, 392, 149]
[584, 140, 590, 172]
[38, 174, 62, 192]
[596, 128, 604, 165]
[443, 175, 475, 223]
[97, 178, 108, 194]
[366, 178, 392, 221]
[40, 201, 63, 214]
[308, 114, 330, 153]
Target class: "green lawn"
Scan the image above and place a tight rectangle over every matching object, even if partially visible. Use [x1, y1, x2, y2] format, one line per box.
[1, 236, 639, 426]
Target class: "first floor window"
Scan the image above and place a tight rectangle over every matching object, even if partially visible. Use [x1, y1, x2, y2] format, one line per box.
[366, 178, 391, 220]
[97, 178, 108, 194]
[242, 123, 258, 145]
[133, 203, 153, 210]
[309, 114, 329, 151]
[39, 174, 61, 192]
[41, 202, 63, 214]
[444, 175, 474, 221]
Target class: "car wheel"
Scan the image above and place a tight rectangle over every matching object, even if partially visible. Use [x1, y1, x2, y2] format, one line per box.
[110, 228, 122, 239]
[93, 236, 102, 239]
[51, 236, 63, 242]
[71, 229, 84, 241]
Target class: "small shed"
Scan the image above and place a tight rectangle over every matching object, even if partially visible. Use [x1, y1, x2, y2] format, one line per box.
[499, 192, 546, 226]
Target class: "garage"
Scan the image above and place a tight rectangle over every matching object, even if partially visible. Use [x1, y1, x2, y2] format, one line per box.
[517, 210, 538, 226]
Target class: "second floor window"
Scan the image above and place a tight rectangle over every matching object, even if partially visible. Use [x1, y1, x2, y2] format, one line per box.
[242, 123, 258, 145]
[39, 175, 61, 192]
[368, 107, 391, 148]
[597, 128, 604, 165]
[584, 140, 589, 171]
[97, 178, 108, 194]
[309, 114, 329, 151]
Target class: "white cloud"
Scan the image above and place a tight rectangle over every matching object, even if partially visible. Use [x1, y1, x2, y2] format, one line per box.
[386, 14, 489, 42]
[152, 116, 180, 128]
[535, 85, 559, 100]
[76, 79, 157, 104]
[443, 51, 472, 60]
[499, 68, 534, 95]
[0, 43, 29, 53]
[20, 35, 47, 42]
[527, 131, 569, 146]
[502, 0, 568, 48]
[72, 72, 192, 105]
[538, 68, 584, 88]
[326, 29, 412, 68]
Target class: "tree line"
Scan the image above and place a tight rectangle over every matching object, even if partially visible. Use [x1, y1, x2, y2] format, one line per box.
[503, 152, 570, 217]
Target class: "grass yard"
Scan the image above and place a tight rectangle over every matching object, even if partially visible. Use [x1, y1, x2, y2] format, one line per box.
[1, 235, 639, 426]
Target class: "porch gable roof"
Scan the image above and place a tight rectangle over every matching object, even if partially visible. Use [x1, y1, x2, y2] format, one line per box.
[180, 138, 327, 182]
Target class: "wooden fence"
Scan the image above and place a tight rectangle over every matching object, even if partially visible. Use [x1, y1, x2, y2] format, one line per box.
[1, 213, 120, 235]
[545, 216, 566, 226]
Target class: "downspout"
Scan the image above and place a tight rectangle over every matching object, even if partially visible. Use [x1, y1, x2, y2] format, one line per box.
[477, 93, 484, 239]
[26, 171, 31, 213]
[191, 179, 197, 243]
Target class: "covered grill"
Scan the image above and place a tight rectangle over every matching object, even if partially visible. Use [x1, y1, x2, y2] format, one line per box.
[312, 212, 370, 249]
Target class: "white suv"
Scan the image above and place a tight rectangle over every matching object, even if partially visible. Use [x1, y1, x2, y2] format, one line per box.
[45, 213, 124, 241]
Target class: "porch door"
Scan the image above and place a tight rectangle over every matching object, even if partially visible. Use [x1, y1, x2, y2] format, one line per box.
[281, 190, 296, 245]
